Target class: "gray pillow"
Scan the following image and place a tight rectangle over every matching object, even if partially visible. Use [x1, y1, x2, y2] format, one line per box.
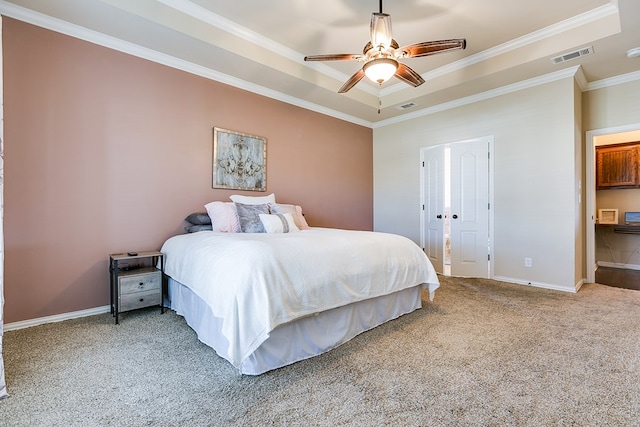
[184, 224, 213, 233]
[234, 203, 269, 233]
[185, 212, 212, 225]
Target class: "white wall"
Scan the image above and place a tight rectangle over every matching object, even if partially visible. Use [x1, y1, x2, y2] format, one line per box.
[374, 77, 581, 291]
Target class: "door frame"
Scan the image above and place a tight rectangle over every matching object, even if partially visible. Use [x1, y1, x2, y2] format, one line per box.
[585, 123, 640, 283]
[420, 136, 495, 278]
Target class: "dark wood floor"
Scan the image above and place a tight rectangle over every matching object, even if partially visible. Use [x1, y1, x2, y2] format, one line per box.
[595, 266, 640, 291]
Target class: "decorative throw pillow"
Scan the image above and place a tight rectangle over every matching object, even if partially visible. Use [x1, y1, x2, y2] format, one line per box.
[204, 201, 241, 233]
[235, 203, 269, 233]
[259, 213, 300, 233]
[185, 212, 212, 225]
[184, 224, 213, 233]
[268, 203, 310, 230]
[229, 193, 276, 205]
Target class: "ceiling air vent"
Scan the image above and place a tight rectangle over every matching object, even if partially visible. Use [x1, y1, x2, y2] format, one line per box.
[396, 102, 417, 110]
[551, 46, 594, 65]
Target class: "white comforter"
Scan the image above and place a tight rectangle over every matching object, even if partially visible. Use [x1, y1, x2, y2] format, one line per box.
[161, 228, 439, 367]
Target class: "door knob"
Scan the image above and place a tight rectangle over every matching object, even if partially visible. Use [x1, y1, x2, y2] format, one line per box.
[452, 214, 458, 219]
[436, 215, 442, 219]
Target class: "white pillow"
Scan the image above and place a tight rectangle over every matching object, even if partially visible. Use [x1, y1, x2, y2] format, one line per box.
[259, 213, 299, 233]
[204, 201, 241, 232]
[268, 203, 310, 230]
[229, 193, 275, 205]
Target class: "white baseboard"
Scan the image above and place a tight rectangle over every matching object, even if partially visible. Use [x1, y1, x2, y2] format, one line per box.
[4, 305, 111, 332]
[597, 261, 640, 271]
[492, 276, 579, 293]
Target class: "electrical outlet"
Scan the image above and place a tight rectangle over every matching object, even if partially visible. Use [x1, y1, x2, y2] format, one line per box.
[524, 257, 532, 268]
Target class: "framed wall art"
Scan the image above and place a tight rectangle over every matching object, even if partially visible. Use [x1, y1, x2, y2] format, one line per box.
[598, 208, 618, 224]
[212, 127, 266, 191]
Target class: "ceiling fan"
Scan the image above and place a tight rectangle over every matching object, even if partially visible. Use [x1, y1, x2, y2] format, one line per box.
[304, 0, 466, 93]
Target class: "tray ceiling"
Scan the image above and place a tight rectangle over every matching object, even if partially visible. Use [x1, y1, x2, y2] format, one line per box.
[1, 0, 639, 127]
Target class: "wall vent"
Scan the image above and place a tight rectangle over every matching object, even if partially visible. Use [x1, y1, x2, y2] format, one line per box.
[396, 102, 417, 110]
[551, 46, 594, 64]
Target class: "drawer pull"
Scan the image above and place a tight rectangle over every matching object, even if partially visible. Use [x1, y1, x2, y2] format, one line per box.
[139, 298, 144, 302]
[139, 282, 144, 286]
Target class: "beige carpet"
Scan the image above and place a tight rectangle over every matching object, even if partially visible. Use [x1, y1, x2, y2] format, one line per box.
[1, 276, 639, 426]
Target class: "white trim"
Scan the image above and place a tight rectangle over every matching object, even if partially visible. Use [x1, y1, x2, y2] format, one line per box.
[585, 70, 640, 91]
[0, 0, 638, 129]
[160, 0, 619, 99]
[156, 0, 363, 94]
[0, 0, 372, 128]
[382, 1, 618, 96]
[4, 305, 110, 332]
[597, 261, 640, 271]
[574, 65, 588, 91]
[375, 66, 580, 128]
[493, 276, 579, 293]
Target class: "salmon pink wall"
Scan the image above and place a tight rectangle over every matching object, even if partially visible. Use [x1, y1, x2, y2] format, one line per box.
[2, 18, 373, 323]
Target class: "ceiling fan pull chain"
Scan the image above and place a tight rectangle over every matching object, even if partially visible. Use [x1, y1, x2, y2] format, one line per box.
[378, 86, 382, 114]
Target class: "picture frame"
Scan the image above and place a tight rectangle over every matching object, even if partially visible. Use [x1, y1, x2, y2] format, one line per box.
[598, 208, 618, 224]
[212, 127, 266, 191]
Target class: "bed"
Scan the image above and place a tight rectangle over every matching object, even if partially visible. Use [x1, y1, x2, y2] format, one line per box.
[160, 224, 440, 375]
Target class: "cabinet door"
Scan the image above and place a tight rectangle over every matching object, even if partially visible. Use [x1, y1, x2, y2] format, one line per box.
[596, 144, 638, 189]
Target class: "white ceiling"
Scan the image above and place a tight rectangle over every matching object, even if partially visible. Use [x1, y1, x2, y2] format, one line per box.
[2, 0, 640, 127]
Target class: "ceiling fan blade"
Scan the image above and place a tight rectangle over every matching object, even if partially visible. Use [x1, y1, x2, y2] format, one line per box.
[338, 68, 366, 93]
[394, 63, 425, 87]
[304, 54, 363, 62]
[397, 39, 466, 58]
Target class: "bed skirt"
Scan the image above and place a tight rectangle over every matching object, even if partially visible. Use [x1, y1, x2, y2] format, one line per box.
[168, 278, 423, 375]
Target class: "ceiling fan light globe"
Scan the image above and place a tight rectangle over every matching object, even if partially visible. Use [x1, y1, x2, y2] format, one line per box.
[370, 13, 393, 50]
[363, 57, 398, 84]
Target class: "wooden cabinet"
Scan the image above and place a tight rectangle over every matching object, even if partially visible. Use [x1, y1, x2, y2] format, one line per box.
[596, 142, 639, 189]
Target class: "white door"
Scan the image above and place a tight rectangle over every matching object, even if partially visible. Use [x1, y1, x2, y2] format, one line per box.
[449, 139, 490, 277]
[421, 138, 491, 278]
[421, 146, 445, 273]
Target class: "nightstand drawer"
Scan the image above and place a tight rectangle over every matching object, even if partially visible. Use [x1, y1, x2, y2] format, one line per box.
[120, 290, 162, 312]
[119, 269, 161, 295]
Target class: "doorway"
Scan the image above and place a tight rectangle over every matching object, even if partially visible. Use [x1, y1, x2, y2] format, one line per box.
[586, 125, 640, 285]
[421, 137, 493, 278]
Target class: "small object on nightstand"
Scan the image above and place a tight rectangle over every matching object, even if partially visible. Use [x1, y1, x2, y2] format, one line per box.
[109, 250, 165, 324]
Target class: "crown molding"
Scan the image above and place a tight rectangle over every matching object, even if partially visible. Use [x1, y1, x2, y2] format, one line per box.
[156, 0, 372, 94]
[374, 66, 581, 128]
[381, 1, 619, 96]
[1, 0, 637, 129]
[0, 0, 372, 127]
[585, 70, 640, 91]
[574, 65, 588, 91]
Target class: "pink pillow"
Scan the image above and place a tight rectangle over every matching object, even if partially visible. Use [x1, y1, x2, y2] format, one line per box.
[268, 203, 310, 230]
[204, 201, 241, 232]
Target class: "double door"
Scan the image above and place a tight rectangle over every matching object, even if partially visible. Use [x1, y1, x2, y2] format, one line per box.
[422, 138, 492, 277]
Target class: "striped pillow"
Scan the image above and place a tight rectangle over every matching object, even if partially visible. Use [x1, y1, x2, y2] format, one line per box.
[268, 203, 310, 230]
[259, 213, 300, 233]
